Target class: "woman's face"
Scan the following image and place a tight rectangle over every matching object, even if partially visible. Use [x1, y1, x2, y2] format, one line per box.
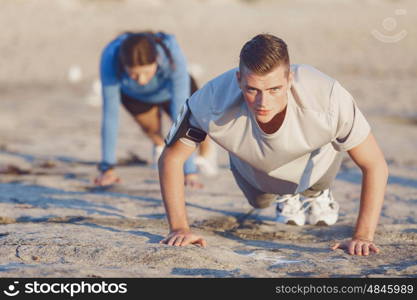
[125, 63, 158, 85]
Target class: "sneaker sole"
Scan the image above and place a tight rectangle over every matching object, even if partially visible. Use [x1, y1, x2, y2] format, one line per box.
[286, 220, 298, 226]
[314, 220, 329, 226]
[307, 213, 338, 226]
[276, 216, 305, 226]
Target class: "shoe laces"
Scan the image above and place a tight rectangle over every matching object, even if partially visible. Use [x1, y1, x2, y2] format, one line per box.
[303, 189, 338, 212]
[276, 194, 302, 214]
[301, 197, 316, 212]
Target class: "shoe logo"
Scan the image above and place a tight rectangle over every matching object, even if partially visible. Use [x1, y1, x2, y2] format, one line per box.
[3, 281, 20, 297]
[371, 9, 407, 43]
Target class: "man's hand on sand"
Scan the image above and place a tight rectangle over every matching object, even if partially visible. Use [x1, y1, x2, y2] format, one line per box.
[94, 170, 121, 186]
[184, 173, 204, 190]
[331, 238, 380, 256]
[160, 229, 207, 247]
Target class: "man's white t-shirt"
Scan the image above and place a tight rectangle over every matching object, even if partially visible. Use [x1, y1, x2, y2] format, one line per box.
[181, 64, 370, 195]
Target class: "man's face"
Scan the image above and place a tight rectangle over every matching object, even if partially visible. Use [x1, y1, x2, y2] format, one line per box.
[237, 65, 292, 124]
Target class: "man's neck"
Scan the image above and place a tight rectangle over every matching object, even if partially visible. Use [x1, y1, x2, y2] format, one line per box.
[257, 106, 287, 134]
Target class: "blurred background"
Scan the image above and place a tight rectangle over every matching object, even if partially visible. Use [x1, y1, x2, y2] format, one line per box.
[0, 0, 416, 167]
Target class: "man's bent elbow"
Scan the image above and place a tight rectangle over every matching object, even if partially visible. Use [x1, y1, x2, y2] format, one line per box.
[158, 147, 185, 172]
[374, 155, 389, 178]
[362, 158, 389, 179]
[380, 159, 389, 179]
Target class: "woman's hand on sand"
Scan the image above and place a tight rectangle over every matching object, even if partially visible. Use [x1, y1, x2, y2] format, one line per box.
[331, 238, 380, 256]
[160, 229, 207, 247]
[184, 173, 204, 189]
[94, 170, 121, 186]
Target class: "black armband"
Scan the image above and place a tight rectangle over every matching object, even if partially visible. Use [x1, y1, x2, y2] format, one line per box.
[165, 100, 207, 147]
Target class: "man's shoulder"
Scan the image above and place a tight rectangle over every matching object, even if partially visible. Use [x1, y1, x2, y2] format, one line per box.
[291, 64, 335, 86]
[290, 64, 337, 111]
[188, 68, 242, 127]
[189, 67, 239, 101]
[206, 68, 239, 88]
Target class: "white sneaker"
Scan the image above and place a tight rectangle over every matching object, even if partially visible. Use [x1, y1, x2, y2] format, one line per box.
[152, 145, 164, 167]
[275, 194, 305, 226]
[303, 189, 339, 226]
[195, 155, 219, 177]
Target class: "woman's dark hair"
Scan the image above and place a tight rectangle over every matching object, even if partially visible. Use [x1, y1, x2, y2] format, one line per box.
[118, 31, 174, 70]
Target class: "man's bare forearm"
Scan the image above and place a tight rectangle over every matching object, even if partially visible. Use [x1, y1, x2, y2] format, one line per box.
[158, 151, 190, 231]
[354, 164, 388, 241]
